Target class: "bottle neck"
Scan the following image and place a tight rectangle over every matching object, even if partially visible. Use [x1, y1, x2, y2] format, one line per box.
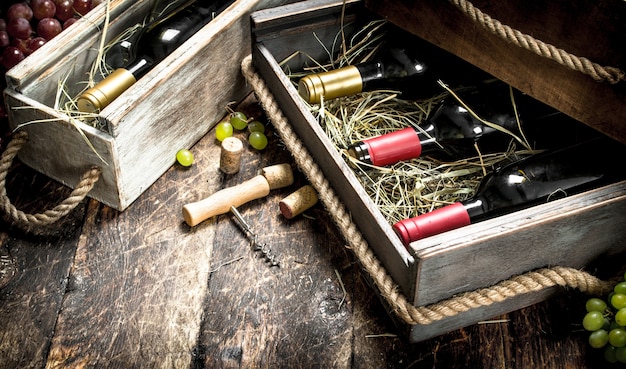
[124, 56, 155, 79]
[393, 202, 470, 246]
[355, 49, 441, 99]
[346, 124, 441, 166]
[348, 127, 423, 166]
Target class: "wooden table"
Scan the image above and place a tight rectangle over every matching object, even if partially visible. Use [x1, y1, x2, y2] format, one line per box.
[0, 96, 611, 368]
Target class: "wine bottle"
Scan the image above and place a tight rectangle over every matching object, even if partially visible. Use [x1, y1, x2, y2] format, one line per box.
[392, 138, 626, 246]
[346, 82, 566, 166]
[298, 31, 491, 104]
[77, 0, 232, 113]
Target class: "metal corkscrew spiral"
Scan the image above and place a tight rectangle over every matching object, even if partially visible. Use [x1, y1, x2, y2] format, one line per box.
[230, 206, 280, 267]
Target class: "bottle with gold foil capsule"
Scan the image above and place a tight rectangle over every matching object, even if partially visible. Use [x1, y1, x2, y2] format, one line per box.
[346, 82, 566, 166]
[77, 0, 232, 113]
[298, 46, 441, 105]
[392, 137, 626, 246]
[297, 31, 492, 105]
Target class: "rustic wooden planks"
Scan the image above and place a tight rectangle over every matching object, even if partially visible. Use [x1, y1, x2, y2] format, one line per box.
[42, 129, 224, 368]
[0, 164, 85, 368]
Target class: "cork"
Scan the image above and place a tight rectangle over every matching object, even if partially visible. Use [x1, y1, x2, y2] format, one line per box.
[279, 185, 319, 219]
[219, 137, 244, 174]
[261, 164, 294, 189]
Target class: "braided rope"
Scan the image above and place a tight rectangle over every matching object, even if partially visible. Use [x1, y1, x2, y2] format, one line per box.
[241, 55, 613, 325]
[0, 131, 102, 226]
[450, 0, 625, 84]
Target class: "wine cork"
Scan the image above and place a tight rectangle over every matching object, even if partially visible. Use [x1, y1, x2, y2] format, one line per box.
[261, 164, 294, 189]
[279, 185, 319, 219]
[219, 137, 244, 174]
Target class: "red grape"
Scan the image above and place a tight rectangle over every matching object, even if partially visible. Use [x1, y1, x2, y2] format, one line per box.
[0, 31, 9, 48]
[26, 36, 46, 53]
[7, 17, 33, 39]
[37, 17, 62, 40]
[11, 37, 29, 54]
[72, 0, 92, 16]
[53, 0, 73, 21]
[31, 0, 57, 21]
[0, 0, 94, 75]
[62, 17, 77, 29]
[2, 46, 25, 69]
[7, 3, 34, 21]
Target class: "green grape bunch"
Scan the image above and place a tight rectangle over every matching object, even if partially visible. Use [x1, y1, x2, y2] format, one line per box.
[582, 273, 626, 363]
[214, 111, 269, 151]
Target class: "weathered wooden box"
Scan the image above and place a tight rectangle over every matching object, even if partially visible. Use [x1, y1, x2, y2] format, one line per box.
[250, 0, 626, 342]
[3, 0, 288, 210]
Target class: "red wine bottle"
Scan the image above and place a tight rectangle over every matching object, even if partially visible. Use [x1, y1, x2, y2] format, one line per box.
[298, 31, 491, 104]
[77, 0, 232, 112]
[347, 82, 565, 166]
[392, 138, 625, 246]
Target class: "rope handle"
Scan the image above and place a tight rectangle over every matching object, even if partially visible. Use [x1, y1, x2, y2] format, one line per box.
[240, 54, 614, 326]
[0, 131, 102, 227]
[450, 0, 625, 84]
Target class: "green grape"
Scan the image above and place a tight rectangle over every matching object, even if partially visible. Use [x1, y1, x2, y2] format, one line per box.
[589, 329, 609, 348]
[230, 112, 248, 130]
[248, 131, 268, 150]
[616, 309, 626, 326]
[583, 311, 606, 331]
[247, 120, 265, 133]
[612, 293, 626, 309]
[617, 346, 626, 364]
[609, 328, 626, 347]
[176, 149, 194, 167]
[605, 345, 619, 363]
[215, 121, 234, 142]
[586, 298, 608, 313]
[616, 282, 626, 295]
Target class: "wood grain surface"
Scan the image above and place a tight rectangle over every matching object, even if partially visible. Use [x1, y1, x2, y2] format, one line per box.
[0, 96, 616, 368]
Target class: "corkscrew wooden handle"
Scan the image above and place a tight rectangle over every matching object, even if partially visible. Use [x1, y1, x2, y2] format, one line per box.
[182, 164, 293, 227]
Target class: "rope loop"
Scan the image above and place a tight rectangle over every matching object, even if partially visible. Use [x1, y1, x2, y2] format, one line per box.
[0, 130, 102, 227]
[450, 0, 625, 84]
[241, 54, 614, 326]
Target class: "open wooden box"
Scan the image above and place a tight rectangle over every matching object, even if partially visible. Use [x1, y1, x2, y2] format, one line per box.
[250, 0, 626, 341]
[3, 0, 289, 211]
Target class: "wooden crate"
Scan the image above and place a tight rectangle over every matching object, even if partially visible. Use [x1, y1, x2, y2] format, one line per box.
[365, 0, 626, 146]
[250, 0, 626, 342]
[3, 0, 289, 211]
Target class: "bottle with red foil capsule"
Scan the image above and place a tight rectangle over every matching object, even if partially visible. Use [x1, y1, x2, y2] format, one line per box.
[347, 82, 560, 166]
[392, 137, 625, 246]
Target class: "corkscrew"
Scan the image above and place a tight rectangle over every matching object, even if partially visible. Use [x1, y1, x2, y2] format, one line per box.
[230, 206, 280, 267]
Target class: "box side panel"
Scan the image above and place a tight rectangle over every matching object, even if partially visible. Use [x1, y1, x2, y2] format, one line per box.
[4, 89, 121, 209]
[407, 288, 560, 342]
[412, 182, 626, 306]
[106, 0, 291, 209]
[365, 0, 626, 145]
[251, 0, 417, 298]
